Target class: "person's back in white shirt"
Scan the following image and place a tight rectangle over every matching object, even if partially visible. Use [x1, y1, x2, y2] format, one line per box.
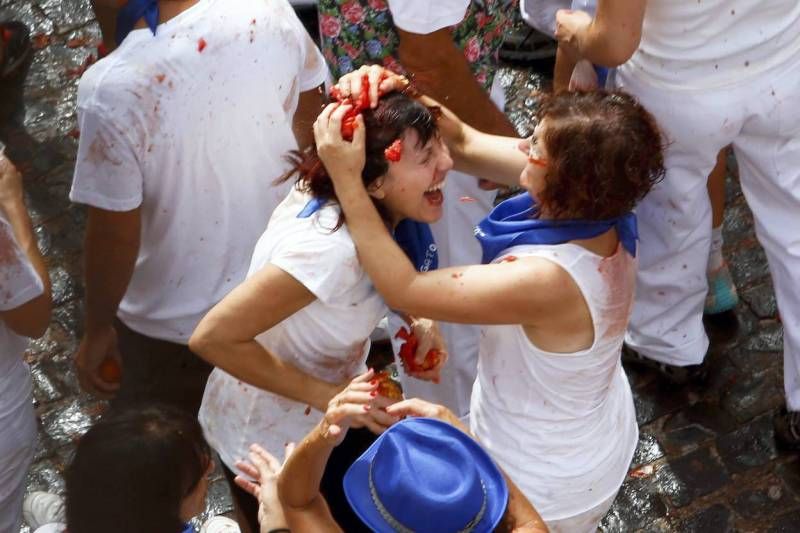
[71, 0, 328, 343]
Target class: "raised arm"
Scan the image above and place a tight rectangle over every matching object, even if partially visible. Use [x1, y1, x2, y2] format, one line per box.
[554, 0, 647, 68]
[188, 265, 339, 412]
[313, 104, 576, 327]
[334, 66, 527, 188]
[275, 372, 385, 532]
[0, 155, 52, 337]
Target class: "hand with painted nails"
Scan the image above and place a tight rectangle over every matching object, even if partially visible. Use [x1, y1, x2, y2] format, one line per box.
[234, 442, 293, 532]
[324, 369, 398, 445]
[313, 102, 366, 191]
[332, 64, 409, 109]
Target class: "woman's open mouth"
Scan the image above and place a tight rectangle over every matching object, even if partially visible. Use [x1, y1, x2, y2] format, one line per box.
[424, 177, 446, 206]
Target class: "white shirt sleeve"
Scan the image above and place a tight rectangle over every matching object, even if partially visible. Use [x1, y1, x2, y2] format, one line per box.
[286, 5, 330, 91]
[0, 215, 44, 311]
[387, 0, 470, 34]
[269, 227, 362, 305]
[69, 104, 145, 212]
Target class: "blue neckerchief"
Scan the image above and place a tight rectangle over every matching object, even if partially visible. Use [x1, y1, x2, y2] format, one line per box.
[594, 65, 609, 87]
[181, 523, 196, 533]
[116, 0, 160, 44]
[474, 192, 637, 264]
[298, 198, 438, 272]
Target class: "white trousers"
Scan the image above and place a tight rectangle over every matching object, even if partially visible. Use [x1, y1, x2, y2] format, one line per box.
[615, 56, 800, 409]
[0, 396, 37, 533]
[390, 77, 505, 417]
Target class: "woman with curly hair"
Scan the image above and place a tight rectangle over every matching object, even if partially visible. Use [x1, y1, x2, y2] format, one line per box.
[314, 67, 665, 532]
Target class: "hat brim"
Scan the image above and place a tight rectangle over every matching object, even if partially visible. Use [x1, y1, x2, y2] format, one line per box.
[343, 418, 509, 533]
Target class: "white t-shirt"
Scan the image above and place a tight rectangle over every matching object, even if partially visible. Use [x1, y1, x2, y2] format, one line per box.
[199, 188, 388, 469]
[387, 0, 470, 34]
[70, 0, 329, 343]
[0, 212, 41, 423]
[622, 0, 800, 90]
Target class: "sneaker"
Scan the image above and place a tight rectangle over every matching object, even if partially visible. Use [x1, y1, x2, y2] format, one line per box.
[23, 492, 66, 530]
[774, 407, 800, 451]
[621, 345, 708, 386]
[200, 516, 241, 533]
[705, 262, 739, 315]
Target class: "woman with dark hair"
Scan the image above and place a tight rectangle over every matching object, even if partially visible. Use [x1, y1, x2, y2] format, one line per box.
[189, 90, 451, 532]
[315, 68, 665, 532]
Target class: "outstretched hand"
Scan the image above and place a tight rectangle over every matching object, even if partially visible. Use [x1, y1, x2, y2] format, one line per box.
[235, 442, 294, 531]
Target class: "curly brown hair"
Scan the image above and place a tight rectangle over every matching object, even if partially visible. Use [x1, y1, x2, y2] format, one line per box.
[535, 90, 665, 220]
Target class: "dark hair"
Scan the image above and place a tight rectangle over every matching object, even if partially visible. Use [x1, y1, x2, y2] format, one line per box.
[535, 90, 665, 220]
[279, 91, 441, 229]
[65, 404, 211, 533]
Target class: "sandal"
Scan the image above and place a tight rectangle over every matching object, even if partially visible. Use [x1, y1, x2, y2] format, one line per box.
[0, 21, 33, 80]
[621, 344, 708, 386]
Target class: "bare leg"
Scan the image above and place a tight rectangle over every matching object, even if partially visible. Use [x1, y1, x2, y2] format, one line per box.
[705, 147, 739, 316]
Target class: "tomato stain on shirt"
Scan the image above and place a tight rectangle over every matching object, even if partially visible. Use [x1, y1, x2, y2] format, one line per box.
[197, 37, 207, 52]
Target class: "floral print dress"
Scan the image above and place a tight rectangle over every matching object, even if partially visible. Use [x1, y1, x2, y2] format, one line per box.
[317, 0, 518, 91]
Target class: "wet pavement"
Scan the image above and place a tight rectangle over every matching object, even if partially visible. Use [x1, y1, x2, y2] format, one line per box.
[1, 1, 798, 531]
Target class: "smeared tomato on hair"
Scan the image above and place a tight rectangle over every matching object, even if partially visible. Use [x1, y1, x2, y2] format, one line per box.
[395, 327, 441, 373]
[384, 139, 403, 162]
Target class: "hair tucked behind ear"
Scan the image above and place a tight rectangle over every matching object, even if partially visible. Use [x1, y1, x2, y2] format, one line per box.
[277, 92, 441, 229]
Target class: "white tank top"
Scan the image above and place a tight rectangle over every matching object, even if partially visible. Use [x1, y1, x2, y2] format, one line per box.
[469, 242, 638, 522]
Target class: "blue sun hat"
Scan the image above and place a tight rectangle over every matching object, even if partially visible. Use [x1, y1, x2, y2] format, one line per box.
[343, 417, 509, 533]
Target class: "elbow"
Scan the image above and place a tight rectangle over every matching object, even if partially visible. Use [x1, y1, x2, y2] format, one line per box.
[188, 323, 221, 365]
[600, 35, 641, 67]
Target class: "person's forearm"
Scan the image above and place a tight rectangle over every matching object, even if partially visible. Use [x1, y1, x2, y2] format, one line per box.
[553, 45, 577, 92]
[397, 29, 516, 137]
[2, 198, 50, 300]
[335, 185, 418, 309]
[416, 94, 524, 187]
[294, 86, 325, 150]
[191, 337, 338, 412]
[568, 0, 644, 67]
[278, 421, 336, 509]
[83, 208, 139, 332]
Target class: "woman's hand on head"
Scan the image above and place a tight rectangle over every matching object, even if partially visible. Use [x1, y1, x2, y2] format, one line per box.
[334, 64, 409, 108]
[234, 442, 294, 530]
[313, 102, 366, 191]
[322, 369, 399, 445]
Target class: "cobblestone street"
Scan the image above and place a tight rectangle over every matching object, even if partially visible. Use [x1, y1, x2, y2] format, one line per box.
[1, 0, 798, 531]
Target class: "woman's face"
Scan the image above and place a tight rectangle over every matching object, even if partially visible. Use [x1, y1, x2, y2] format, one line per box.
[371, 129, 453, 227]
[517, 120, 549, 200]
